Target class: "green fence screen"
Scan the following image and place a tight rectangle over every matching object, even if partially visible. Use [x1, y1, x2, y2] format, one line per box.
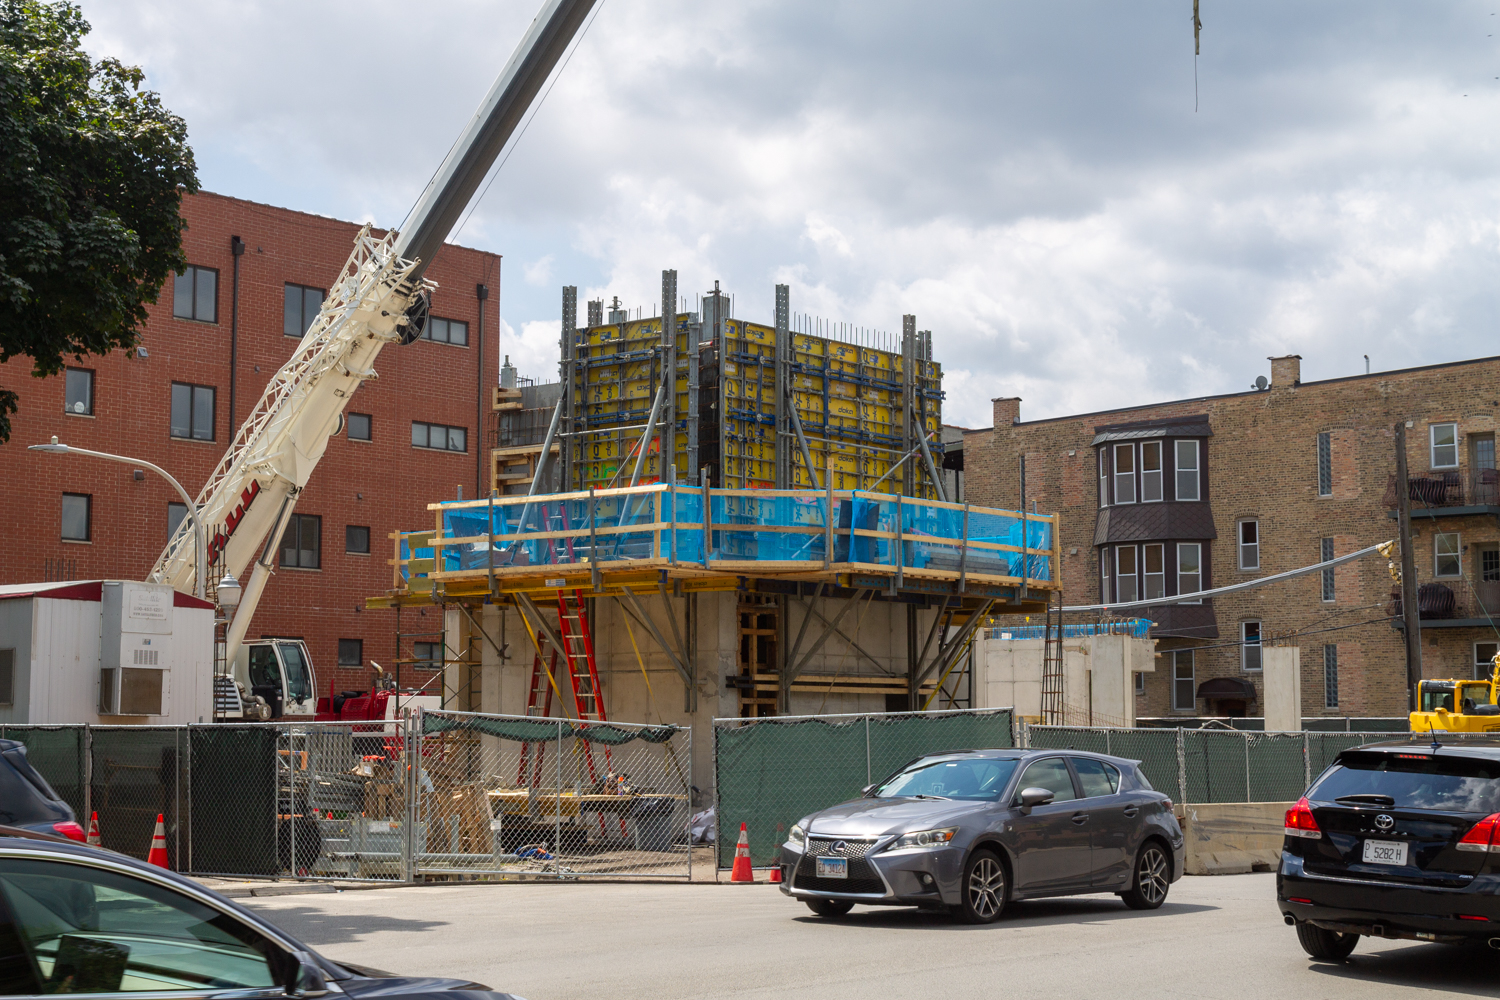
[714, 708, 1014, 869]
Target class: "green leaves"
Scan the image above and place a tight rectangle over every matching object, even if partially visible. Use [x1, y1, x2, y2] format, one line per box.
[0, 0, 198, 441]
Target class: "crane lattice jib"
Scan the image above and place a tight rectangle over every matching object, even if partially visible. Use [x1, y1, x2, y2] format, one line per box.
[149, 228, 433, 592]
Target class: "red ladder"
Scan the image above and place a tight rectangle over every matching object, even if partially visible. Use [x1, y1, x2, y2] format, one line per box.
[555, 589, 625, 837]
[516, 644, 559, 788]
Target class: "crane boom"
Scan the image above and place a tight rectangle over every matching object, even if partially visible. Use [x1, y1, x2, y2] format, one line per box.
[147, 0, 599, 668]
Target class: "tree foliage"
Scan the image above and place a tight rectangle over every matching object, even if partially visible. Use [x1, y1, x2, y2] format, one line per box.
[0, 1, 198, 441]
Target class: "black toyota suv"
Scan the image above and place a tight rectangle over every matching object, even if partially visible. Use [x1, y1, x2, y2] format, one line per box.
[1278, 741, 1500, 959]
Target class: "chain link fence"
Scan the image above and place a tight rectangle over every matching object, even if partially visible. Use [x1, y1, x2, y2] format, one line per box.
[1025, 725, 1500, 804]
[712, 708, 1016, 870]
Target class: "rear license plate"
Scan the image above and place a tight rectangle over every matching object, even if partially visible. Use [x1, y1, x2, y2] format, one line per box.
[815, 857, 848, 879]
[1361, 839, 1408, 866]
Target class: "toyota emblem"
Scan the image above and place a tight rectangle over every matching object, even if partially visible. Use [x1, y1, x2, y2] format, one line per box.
[832, 840, 848, 854]
[1374, 814, 1395, 831]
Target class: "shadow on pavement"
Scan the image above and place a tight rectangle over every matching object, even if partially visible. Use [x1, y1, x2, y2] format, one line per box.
[1304, 941, 1500, 997]
[794, 896, 1217, 930]
[243, 904, 448, 946]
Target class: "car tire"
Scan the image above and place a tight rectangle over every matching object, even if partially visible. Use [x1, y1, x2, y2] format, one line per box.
[805, 898, 854, 918]
[1295, 922, 1358, 961]
[1120, 841, 1171, 910]
[954, 849, 1007, 924]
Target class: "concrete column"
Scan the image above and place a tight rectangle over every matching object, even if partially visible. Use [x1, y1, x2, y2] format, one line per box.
[443, 608, 464, 711]
[1263, 647, 1302, 732]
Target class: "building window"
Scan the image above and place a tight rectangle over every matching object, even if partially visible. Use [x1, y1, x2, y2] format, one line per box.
[284, 283, 325, 337]
[1175, 440, 1200, 500]
[280, 513, 321, 570]
[1242, 621, 1262, 672]
[412, 421, 467, 453]
[1323, 644, 1339, 708]
[65, 368, 94, 416]
[347, 412, 371, 441]
[1113, 443, 1135, 504]
[1141, 441, 1163, 502]
[0, 648, 12, 707]
[1135, 671, 1146, 696]
[1177, 542, 1201, 601]
[1475, 434, 1497, 472]
[337, 639, 363, 667]
[1143, 543, 1165, 600]
[1321, 537, 1336, 601]
[413, 641, 442, 669]
[1098, 449, 1108, 508]
[1435, 532, 1461, 578]
[1171, 650, 1195, 711]
[1483, 547, 1499, 583]
[173, 266, 218, 322]
[424, 316, 469, 346]
[1477, 642, 1499, 681]
[1317, 432, 1332, 496]
[346, 525, 371, 555]
[1100, 551, 1111, 603]
[61, 493, 91, 541]
[167, 502, 188, 542]
[1430, 422, 1458, 469]
[170, 383, 215, 441]
[1115, 545, 1138, 603]
[1238, 520, 1259, 570]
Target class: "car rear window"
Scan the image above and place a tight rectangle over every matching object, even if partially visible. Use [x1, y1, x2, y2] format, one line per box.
[1310, 751, 1500, 813]
[0, 747, 62, 803]
[876, 757, 1019, 801]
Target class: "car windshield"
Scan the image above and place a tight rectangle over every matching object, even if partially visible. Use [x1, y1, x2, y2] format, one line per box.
[1310, 751, 1500, 813]
[875, 757, 1018, 801]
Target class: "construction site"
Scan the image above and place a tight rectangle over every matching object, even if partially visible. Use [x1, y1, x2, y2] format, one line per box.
[370, 277, 1063, 803]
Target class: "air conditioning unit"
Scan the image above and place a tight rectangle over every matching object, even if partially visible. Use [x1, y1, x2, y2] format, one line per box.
[99, 666, 166, 716]
[99, 581, 172, 717]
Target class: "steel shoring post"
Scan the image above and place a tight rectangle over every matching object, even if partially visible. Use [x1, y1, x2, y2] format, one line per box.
[789, 589, 868, 683]
[618, 587, 692, 686]
[657, 580, 689, 681]
[916, 419, 946, 503]
[784, 584, 825, 705]
[914, 600, 995, 693]
[786, 384, 822, 490]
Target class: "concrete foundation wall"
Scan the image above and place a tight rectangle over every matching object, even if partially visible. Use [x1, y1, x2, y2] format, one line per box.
[974, 634, 1155, 726]
[1180, 801, 1289, 875]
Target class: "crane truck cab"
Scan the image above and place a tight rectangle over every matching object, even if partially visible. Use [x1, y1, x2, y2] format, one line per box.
[1410, 658, 1500, 733]
[215, 639, 317, 721]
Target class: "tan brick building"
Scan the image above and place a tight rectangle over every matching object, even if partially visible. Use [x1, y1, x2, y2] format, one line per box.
[963, 354, 1500, 720]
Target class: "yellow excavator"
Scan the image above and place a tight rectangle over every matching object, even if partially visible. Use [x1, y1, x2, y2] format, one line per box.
[1410, 655, 1500, 733]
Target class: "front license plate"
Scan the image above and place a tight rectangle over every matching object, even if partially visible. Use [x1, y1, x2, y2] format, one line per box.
[1361, 839, 1408, 866]
[816, 857, 848, 879]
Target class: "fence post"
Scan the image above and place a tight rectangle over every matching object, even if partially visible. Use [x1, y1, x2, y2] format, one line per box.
[1105, 729, 1112, 755]
[555, 719, 564, 879]
[1176, 728, 1187, 805]
[82, 724, 93, 826]
[686, 726, 693, 883]
[1244, 731, 1252, 803]
[289, 725, 298, 880]
[865, 716, 871, 787]
[1303, 731, 1311, 790]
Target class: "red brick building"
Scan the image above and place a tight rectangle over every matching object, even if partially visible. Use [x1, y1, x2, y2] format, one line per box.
[0, 191, 501, 702]
[964, 354, 1500, 720]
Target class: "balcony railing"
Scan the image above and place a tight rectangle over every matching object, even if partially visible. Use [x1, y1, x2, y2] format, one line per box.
[1389, 580, 1500, 621]
[1383, 469, 1500, 509]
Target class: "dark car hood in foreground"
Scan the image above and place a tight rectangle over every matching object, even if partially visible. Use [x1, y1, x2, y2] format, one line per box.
[807, 796, 991, 836]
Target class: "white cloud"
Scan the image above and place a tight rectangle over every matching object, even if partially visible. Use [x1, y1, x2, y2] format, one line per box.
[522, 255, 554, 287]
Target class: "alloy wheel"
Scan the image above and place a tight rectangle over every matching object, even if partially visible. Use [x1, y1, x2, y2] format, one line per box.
[967, 856, 1005, 919]
[1137, 847, 1168, 905]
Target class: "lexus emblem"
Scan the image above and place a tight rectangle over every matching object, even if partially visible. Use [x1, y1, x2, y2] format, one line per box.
[832, 840, 848, 854]
[1374, 814, 1395, 831]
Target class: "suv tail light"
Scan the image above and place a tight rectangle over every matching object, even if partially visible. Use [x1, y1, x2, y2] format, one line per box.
[52, 821, 86, 842]
[1457, 813, 1500, 853]
[1284, 797, 1322, 840]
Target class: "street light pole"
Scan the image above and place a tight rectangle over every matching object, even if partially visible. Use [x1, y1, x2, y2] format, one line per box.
[29, 436, 207, 600]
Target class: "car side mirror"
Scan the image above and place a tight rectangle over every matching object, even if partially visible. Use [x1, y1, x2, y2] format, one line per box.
[1016, 787, 1054, 813]
[861, 784, 876, 796]
[287, 951, 329, 998]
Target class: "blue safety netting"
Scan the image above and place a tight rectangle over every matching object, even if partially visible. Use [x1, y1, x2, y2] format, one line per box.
[989, 619, 1152, 640]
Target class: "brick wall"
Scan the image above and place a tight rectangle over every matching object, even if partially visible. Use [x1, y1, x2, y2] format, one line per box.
[967, 355, 1500, 718]
[0, 191, 502, 703]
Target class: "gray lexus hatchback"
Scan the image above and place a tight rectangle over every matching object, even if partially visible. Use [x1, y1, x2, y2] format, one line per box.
[778, 748, 1185, 923]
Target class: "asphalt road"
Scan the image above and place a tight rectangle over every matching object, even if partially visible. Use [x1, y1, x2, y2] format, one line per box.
[244, 874, 1499, 1000]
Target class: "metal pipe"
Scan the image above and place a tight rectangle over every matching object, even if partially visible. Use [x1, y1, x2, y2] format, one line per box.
[916, 425, 946, 503]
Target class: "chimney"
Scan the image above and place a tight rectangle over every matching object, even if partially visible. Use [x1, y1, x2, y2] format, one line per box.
[992, 397, 1021, 428]
[1268, 355, 1302, 388]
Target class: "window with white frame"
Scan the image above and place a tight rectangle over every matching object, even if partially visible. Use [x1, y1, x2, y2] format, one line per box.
[1113, 443, 1136, 504]
[1431, 423, 1458, 469]
[1242, 620, 1262, 672]
[1098, 449, 1108, 508]
[1477, 642, 1499, 681]
[1115, 545, 1138, 603]
[1175, 439, 1200, 500]
[1321, 537, 1336, 601]
[1323, 644, 1338, 708]
[1238, 520, 1259, 570]
[1135, 671, 1146, 696]
[1143, 543, 1165, 600]
[1177, 542, 1202, 601]
[1171, 650, 1195, 711]
[1100, 551, 1111, 603]
[1141, 441, 1163, 502]
[1435, 532, 1461, 578]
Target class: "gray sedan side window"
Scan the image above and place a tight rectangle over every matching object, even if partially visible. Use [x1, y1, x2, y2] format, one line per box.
[0, 857, 279, 993]
[1016, 758, 1078, 803]
[1073, 758, 1121, 798]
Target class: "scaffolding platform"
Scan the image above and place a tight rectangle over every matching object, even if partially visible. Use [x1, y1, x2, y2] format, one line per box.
[370, 484, 1059, 611]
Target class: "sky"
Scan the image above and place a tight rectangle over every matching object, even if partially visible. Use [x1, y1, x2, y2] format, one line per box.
[88, 0, 1500, 428]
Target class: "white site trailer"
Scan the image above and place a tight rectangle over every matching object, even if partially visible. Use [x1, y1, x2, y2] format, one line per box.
[0, 580, 214, 725]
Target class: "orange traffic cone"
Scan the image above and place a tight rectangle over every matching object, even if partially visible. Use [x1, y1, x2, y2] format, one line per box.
[85, 812, 101, 847]
[769, 851, 783, 883]
[730, 822, 754, 882]
[146, 814, 170, 869]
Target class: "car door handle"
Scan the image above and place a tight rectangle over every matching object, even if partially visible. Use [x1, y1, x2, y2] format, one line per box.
[1123, 806, 1139, 818]
[1071, 812, 1090, 825]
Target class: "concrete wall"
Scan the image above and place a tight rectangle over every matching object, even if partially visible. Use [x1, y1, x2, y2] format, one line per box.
[1262, 647, 1302, 732]
[974, 634, 1155, 726]
[1180, 801, 1289, 875]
